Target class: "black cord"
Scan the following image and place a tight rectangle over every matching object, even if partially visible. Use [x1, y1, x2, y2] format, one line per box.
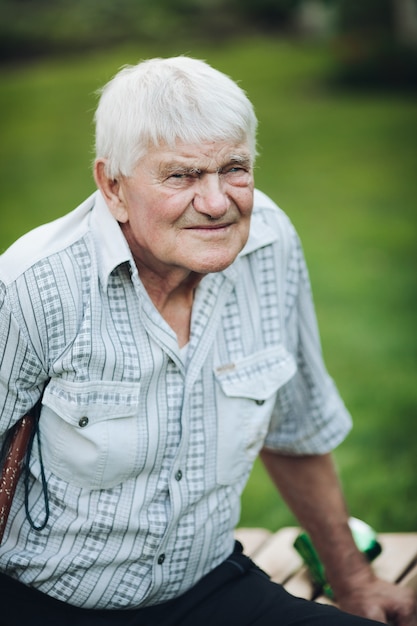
[23, 389, 50, 532]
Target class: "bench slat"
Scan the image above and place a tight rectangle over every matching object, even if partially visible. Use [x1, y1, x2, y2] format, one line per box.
[374, 533, 417, 583]
[234, 527, 272, 557]
[244, 527, 303, 584]
[400, 563, 417, 592]
[282, 566, 316, 599]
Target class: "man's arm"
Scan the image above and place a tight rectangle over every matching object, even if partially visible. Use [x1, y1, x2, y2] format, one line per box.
[260, 449, 417, 625]
[0, 282, 47, 430]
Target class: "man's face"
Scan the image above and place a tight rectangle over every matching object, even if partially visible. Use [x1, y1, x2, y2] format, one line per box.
[114, 140, 254, 279]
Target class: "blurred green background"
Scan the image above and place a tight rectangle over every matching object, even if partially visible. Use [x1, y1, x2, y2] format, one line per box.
[1, 0, 416, 533]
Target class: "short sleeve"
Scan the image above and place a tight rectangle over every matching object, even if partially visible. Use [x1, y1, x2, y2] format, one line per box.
[264, 230, 352, 454]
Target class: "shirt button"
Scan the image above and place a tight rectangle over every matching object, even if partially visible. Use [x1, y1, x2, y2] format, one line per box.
[78, 416, 89, 427]
[255, 399, 265, 406]
[175, 470, 183, 481]
[157, 554, 165, 565]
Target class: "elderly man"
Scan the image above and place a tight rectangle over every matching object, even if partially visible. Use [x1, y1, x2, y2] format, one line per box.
[0, 56, 415, 625]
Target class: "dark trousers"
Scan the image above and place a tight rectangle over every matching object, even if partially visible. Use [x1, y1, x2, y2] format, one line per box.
[0, 544, 384, 626]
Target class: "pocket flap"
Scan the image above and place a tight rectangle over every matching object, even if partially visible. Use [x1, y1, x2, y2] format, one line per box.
[214, 345, 296, 401]
[43, 379, 140, 426]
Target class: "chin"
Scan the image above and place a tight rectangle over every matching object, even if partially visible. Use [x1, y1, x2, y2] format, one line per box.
[192, 255, 238, 275]
[184, 239, 247, 274]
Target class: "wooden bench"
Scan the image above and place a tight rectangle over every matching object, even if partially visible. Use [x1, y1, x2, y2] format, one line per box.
[234, 527, 417, 603]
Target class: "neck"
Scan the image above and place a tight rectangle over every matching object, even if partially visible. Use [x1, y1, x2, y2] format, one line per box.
[137, 263, 204, 348]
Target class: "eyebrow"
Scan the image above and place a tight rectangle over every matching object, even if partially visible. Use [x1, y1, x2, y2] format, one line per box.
[228, 154, 252, 168]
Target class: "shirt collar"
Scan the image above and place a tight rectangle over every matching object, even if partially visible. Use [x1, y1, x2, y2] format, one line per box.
[222, 197, 279, 282]
[239, 190, 278, 256]
[90, 190, 134, 289]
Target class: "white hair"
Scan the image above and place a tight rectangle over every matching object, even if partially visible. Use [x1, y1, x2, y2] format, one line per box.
[94, 56, 258, 178]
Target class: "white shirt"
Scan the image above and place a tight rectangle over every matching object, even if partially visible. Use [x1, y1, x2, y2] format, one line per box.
[0, 189, 352, 608]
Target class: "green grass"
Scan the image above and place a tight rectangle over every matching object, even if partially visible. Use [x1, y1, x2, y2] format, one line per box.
[1, 38, 416, 533]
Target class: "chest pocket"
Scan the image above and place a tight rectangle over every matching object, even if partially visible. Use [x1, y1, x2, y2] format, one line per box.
[214, 345, 296, 485]
[38, 380, 141, 490]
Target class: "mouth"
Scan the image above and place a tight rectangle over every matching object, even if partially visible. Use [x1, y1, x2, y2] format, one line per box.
[184, 224, 234, 239]
[186, 222, 233, 230]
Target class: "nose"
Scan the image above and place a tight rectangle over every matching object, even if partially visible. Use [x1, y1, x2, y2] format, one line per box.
[192, 173, 230, 219]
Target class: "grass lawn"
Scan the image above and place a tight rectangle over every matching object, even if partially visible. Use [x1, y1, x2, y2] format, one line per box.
[1, 37, 416, 533]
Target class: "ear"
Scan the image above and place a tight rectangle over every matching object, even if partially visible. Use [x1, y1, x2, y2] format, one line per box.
[93, 159, 129, 223]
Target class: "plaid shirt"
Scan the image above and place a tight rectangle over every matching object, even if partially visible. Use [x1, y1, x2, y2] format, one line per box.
[0, 189, 351, 608]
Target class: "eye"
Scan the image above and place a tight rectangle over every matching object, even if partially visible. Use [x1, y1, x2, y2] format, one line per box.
[220, 163, 252, 186]
[164, 170, 199, 188]
[223, 165, 249, 177]
[168, 170, 199, 181]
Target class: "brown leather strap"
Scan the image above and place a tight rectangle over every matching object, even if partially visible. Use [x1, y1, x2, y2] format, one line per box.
[0, 414, 35, 543]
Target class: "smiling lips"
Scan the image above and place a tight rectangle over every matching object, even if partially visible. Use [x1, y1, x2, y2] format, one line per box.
[189, 224, 229, 229]
[185, 220, 235, 230]
[184, 224, 235, 238]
